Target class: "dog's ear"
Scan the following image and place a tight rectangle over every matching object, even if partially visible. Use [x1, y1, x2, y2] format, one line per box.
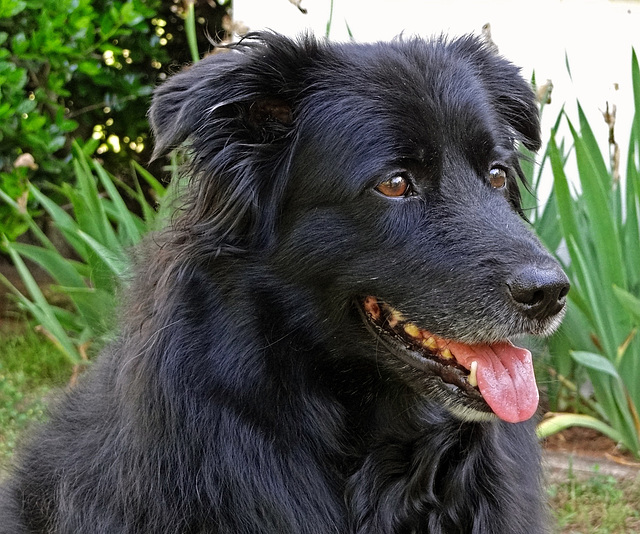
[456, 37, 541, 152]
[149, 36, 303, 158]
[149, 33, 318, 252]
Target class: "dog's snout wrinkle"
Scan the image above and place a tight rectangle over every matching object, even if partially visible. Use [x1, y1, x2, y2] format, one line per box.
[507, 264, 570, 320]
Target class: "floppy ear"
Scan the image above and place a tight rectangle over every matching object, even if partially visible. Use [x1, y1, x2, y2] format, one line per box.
[149, 33, 319, 253]
[491, 72, 542, 153]
[454, 37, 541, 152]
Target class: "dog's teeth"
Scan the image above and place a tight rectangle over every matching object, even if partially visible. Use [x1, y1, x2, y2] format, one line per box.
[364, 297, 381, 320]
[468, 361, 478, 387]
[440, 348, 453, 360]
[403, 323, 421, 339]
[387, 307, 405, 328]
[422, 337, 438, 350]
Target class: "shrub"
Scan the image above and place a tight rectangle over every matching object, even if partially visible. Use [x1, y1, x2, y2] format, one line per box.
[0, 0, 230, 239]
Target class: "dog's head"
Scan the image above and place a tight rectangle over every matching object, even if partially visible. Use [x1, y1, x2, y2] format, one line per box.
[150, 33, 569, 424]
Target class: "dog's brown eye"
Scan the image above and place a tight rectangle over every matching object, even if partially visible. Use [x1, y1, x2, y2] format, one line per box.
[376, 175, 410, 197]
[489, 167, 507, 189]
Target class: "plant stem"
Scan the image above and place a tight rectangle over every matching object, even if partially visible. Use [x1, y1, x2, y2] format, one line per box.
[185, 0, 199, 63]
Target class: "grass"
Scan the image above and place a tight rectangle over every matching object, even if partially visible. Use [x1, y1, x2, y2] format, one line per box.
[548, 468, 640, 533]
[0, 325, 72, 468]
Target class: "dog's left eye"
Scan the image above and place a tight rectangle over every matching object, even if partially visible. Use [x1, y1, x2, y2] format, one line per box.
[376, 175, 411, 197]
[489, 167, 507, 189]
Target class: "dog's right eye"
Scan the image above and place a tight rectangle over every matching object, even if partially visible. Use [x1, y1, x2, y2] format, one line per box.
[489, 167, 508, 189]
[375, 175, 411, 198]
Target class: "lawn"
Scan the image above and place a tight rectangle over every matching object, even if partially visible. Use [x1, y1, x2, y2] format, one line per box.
[548, 469, 640, 533]
[0, 325, 72, 463]
[1, 326, 639, 533]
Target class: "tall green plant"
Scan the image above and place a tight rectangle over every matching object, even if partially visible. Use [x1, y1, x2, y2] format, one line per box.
[185, 0, 199, 63]
[533, 51, 640, 457]
[0, 141, 167, 364]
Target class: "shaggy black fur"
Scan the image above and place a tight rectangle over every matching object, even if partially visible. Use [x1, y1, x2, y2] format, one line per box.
[1, 33, 569, 533]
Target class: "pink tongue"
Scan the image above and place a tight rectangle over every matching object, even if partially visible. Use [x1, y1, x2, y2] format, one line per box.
[447, 341, 539, 423]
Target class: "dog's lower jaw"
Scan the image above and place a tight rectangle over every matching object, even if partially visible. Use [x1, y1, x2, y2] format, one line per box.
[445, 402, 499, 423]
[419, 379, 498, 423]
[358, 296, 542, 424]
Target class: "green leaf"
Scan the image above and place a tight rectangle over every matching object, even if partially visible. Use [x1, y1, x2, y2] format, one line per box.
[0, 0, 27, 18]
[624, 142, 640, 290]
[56, 285, 117, 339]
[537, 413, 624, 444]
[565, 51, 573, 81]
[567, 234, 618, 357]
[131, 160, 166, 198]
[185, 0, 199, 63]
[120, 1, 144, 26]
[29, 184, 87, 257]
[92, 158, 141, 245]
[77, 60, 101, 76]
[1, 238, 80, 362]
[70, 149, 121, 254]
[571, 351, 621, 381]
[577, 104, 611, 187]
[626, 51, 640, 290]
[569, 114, 626, 291]
[76, 230, 127, 279]
[549, 132, 582, 250]
[613, 286, 640, 324]
[632, 49, 640, 151]
[9, 242, 85, 288]
[534, 188, 562, 254]
[0, 186, 57, 251]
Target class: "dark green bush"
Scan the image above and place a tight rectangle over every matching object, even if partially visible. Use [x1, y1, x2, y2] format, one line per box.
[0, 0, 229, 239]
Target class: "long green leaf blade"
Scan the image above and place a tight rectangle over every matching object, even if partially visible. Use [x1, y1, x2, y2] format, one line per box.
[537, 413, 624, 444]
[613, 285, 640, 324]
[571, 351, 622, 380]
[93, 159, 141, 244]
[549, 132, 582, 250]
[76, 230, 127, 279]
[29, 184, 87, 257]
[1, 240, 80, 362]
[9, 243, 85, 288]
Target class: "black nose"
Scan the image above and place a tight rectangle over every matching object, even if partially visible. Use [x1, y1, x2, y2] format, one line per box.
[507, 265, 570, 319]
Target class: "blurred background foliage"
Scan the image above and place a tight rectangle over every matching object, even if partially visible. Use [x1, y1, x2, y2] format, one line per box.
[0, 0, 230, 240]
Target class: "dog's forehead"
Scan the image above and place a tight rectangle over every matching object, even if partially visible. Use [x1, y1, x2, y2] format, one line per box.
[307, 42, 492, 124]
[292, 41, 504, 191]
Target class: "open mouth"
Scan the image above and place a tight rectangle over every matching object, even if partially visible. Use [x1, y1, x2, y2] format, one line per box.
[359, 296, 539, 423]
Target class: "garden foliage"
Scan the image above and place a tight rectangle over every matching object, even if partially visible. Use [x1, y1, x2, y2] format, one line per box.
[0, 142, 168, 363]
[0, 0, 229, 240]
[530, 52, 640, 458]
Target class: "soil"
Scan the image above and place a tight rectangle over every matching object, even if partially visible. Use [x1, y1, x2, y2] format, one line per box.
[543, 426, 640, 482]
[543, 426, 631, 460]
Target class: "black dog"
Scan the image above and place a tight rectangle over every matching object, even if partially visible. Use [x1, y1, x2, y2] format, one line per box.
[1, 33, 569, 533]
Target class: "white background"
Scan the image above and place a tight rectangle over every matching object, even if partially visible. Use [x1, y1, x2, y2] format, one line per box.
[234, 0, 640, 190]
